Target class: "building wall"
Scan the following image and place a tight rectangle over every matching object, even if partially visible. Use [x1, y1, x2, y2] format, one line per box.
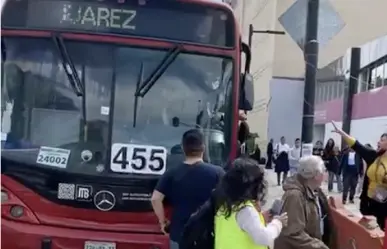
[267, 78, 304, 145]
[231, 0, 387, 147]
[314, 35, 387, 125]
[323, 116, 387, 148]
[313, 33, 387, 147]
[232, 0, 278, 148]
[272, 0, 387, 78]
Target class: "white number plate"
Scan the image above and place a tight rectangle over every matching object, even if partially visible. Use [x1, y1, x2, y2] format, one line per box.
[110, 143, 167, 175]
[36, 146, 70, 168]
[84, 241, 116, 249]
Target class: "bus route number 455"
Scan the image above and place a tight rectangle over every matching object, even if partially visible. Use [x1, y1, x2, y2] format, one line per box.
[110, 143, 167, 175]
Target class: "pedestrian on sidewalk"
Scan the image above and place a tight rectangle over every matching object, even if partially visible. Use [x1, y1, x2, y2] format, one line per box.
[266, 139, 274, 169]
[274, 155, 337, 249]
[339, 147, 363, 204]
[323, 142, 343, 193]
[151, 129, 225, 249]
[274, 136, 290, 185]
[313, 140, 324, 158]
[288, 138, 301, 176]
[250, 144, 261, 164]
[332, 121, 387, 231]
[214, 157, 288, 249]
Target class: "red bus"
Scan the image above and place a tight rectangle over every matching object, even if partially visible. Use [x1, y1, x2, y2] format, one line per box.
[1, 0, 253, 248]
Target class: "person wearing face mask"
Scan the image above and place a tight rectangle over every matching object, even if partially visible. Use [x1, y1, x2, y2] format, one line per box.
[274, 155, 336, 249]
[331, 121, 387, 231]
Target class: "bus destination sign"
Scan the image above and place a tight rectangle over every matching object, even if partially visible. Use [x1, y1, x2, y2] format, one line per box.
[1, 0, 235, 47]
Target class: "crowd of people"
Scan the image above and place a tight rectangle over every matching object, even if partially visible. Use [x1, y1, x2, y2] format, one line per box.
[150, 123, 387, 249]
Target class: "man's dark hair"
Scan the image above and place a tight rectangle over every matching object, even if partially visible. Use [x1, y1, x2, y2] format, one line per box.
[182, 129, 204, 157]
[295, 138, 300, 142]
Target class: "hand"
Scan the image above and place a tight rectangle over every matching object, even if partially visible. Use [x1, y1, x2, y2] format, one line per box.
[262, 210, 273, 223]
[159, 220, 169, 235]
[239, 111, 247, 121]
[331, 121, 342, 134]
[274, 212, 288, 227]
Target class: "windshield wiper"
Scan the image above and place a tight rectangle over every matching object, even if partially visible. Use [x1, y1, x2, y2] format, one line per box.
[51, 33, 84, 96]
[51, 33, 87, 140]
[133, 62, 144, 128]
[135, 45, 182, 97]
[132, 45, 182, 127]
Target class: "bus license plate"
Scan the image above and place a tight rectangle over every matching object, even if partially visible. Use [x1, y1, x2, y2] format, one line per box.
[84, 241, 116, 249]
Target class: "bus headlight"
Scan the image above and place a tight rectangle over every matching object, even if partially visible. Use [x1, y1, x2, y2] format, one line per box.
[1, 191, 9, 203]
[10, 205, 24, 218]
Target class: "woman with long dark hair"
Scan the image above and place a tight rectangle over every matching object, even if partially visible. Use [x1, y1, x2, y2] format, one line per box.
[214, 158, 288, 249]
[323, 139, 342, 192]
[324, 139, 335, 156]
[332, 121, 387, 230]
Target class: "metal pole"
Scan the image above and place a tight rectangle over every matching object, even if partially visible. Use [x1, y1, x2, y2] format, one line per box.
[248, 24, 253, 48]
[341, 47, 360, 148]
[301, 0, 320, 145]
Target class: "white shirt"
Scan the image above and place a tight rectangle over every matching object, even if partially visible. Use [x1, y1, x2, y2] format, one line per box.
[276, 143, 290, 154]
[348, 152, 356, 165]
[236, 206, 282, 247]
[315, 197, 325, 236]
[289, 147, 301, 168]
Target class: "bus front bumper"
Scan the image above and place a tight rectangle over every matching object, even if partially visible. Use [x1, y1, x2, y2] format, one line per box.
[1, 218, 169, 249]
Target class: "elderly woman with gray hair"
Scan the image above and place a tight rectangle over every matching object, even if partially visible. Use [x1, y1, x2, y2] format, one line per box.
[274, 155, 337, 249]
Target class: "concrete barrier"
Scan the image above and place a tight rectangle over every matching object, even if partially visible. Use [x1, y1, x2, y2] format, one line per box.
[328, 196, 384, 249]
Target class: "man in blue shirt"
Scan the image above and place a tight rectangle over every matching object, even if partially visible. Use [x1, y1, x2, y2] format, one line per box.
[339, 148, 363, 204]
[151, 129, 225, 249]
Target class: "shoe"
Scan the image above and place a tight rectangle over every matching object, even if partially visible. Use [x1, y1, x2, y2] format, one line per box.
[342, 199, 347, 205]
[349, 199, 355, 204]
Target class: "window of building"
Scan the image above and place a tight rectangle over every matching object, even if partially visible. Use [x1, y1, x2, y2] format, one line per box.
[326, 82, 332, 101]
[383, 62, 387, 86]
[359, 69, 368, 92]
[321, 84, 327, 102]
[375, 64, 384, 88]
[368, 68, 376, 90]
[338, 81, 344, 98]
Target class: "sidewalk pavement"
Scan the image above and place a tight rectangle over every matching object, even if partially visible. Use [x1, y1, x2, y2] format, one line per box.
[263, 169, 362, 217]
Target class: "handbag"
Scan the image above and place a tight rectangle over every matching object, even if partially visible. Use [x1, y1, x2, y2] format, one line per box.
[369, 159, 387, 203]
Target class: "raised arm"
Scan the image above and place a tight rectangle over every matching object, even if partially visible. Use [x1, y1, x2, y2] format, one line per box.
[331, 121, 378, 165]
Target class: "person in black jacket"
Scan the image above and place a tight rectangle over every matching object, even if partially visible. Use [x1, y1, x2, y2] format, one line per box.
[313, 140, 324, 157]
[266, 139, 274, 169]
[250, 144, 261, 163]
[325, 146, 342, 192]
[332, 121, 387, 230]
[339, 147, 363, 204]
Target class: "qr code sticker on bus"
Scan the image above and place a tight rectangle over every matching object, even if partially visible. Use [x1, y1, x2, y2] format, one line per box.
[57, 183, 75, 200]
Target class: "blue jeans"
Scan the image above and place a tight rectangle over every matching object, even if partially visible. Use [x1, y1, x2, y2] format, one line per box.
[170, 240, 179, 249]
[328, 171, 342, 192]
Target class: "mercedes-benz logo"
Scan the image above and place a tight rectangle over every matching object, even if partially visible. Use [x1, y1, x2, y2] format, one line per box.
[94, 190, 116, 211]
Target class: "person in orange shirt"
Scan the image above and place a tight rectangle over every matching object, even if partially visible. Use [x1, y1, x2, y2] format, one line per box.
[331, 121, 387, 230]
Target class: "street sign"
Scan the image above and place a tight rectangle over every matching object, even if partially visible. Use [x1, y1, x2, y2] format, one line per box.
[278, 0, 345, 50]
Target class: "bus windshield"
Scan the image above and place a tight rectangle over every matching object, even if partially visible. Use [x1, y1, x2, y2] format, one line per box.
[1, 37, 233, 177]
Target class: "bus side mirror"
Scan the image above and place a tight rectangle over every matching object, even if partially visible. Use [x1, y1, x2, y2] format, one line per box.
[239, 42, 254, 111]
[239, 72, 254, 111]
